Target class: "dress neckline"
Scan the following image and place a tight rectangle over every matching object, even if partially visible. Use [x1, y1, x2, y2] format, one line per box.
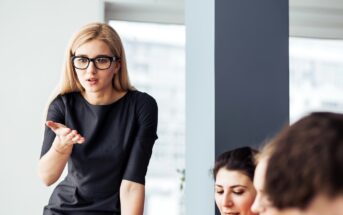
[77, 91, 131, 108]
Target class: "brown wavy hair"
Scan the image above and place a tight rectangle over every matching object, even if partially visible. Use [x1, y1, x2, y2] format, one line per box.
[213, 146, 259, 181]
[265, 112, 343, 209]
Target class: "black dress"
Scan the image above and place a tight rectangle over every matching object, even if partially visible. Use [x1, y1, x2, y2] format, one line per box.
[40, 90, 158, 215]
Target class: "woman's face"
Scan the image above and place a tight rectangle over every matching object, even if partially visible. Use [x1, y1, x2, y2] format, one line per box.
[215, 168, 257, 215]
[251, 157, 306, 215]
[73, 39, 120, 94]
[251, 157, 280, 215]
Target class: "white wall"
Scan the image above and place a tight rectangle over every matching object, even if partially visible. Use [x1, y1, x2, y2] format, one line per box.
[185, 0, 215, 214]
[0, 0, 102, 214]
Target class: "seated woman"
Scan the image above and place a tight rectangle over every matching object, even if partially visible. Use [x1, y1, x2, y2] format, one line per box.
[263, 112, 343, 215]
[213, 147, 258, 215]
[251, 141, 303, 215]
[251, 112, 343, 215]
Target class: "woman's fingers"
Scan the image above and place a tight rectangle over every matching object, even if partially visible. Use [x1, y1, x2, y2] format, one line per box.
[46, 121, 65, 130]
[46, 121, 85, 144]
[55, 127, 72, 137]
[71, 135, 85, 144]
[46, 121, 71, 136]
[66, 130, 77, 142]
[66, 130, 85, 145]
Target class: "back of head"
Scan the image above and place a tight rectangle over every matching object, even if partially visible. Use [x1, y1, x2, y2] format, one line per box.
[213, 146, 258, 181]
[265, 112, 343, 209]
[254, 138, 276, 164]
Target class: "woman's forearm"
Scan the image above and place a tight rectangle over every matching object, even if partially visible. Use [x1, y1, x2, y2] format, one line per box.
[120, 180, 145, 215]
[38, 137, 72, 186]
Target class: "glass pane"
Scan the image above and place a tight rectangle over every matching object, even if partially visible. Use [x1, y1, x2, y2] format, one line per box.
[290, 37, 343, 123]
[109, 20, 185, 215]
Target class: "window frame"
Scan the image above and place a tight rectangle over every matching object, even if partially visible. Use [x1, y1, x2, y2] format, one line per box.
[290, 0, 343, 39]
[104, 1, 184, 25]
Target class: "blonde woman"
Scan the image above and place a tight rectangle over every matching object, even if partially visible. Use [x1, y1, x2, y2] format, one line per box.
[38, 23, 158, 215]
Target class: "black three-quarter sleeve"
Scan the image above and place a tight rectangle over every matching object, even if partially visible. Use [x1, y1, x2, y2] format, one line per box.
[123, 93, 158, 184]
[40, 95, 65, 158]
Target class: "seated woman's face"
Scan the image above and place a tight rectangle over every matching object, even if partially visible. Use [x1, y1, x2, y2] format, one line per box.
[252, 157, 282, 215]
[252, 157, 303, 215]
[215, 168, 257, 215]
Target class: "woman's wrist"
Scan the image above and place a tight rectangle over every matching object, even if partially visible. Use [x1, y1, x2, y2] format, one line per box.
[52, 138, 73, 155]
[53, 145, 71, 155]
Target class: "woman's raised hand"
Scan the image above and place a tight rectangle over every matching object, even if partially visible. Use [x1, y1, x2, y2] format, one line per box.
[46, 121, 85, 154]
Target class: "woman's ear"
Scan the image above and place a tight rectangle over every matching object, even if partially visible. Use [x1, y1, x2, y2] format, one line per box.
[113, 60, 121, 74]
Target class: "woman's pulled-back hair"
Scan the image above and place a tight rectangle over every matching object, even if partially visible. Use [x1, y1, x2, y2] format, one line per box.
[213, 146, 259, 181]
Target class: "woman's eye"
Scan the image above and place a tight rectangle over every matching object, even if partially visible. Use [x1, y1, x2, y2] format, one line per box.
[215, 189, 224, 194]
[96, 58, 109, 64]
[233, 190, 244, 195]
[77, 58, 88, 63]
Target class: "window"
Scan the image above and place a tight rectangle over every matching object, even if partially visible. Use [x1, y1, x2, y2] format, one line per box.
[109, 21, 185, 215]
[289, 0, 343, 123]
[289, 37, 343, 123]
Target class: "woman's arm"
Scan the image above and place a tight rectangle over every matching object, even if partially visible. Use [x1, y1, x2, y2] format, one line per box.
[38, 121, 84, 186]
[38, 137, 72, 186]
[120, 94, 158, 214]
[120, 180, 145, 215]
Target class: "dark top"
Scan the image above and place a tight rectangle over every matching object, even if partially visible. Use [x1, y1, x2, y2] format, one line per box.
[40, 90, 158, 215]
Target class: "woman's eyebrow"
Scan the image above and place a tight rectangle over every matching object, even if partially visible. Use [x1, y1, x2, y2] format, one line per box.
[74, 54, 113, 58]
[230, 185, 247, 189]
[74, 54, 88, 57]
[215, 184, 247, 188]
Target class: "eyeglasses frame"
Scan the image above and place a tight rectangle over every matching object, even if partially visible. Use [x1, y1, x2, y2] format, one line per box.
[71, 55, 120, 70]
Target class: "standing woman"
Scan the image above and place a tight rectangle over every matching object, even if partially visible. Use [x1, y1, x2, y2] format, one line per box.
[213, 147, 258, 215]
[38, 23, 158, 215]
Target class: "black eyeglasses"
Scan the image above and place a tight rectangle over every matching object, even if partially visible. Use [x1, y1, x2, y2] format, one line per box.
[72, 55, 119, 70]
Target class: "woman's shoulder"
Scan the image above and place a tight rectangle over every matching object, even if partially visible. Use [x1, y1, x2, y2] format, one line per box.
[50, 92, 80, 107]
[49, 94, 63, 107]
[59, 92, 80, 99]
[129, 90, 157, 105]
[128, 90, 158, 116]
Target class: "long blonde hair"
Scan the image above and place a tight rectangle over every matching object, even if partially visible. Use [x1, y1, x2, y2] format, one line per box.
[59, 22, 134, 95]
[44, 23, 134, 120]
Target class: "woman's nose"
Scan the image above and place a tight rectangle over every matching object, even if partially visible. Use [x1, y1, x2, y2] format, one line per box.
[251, 195, 263, 213]
[86, 61, 97, 74]
[222, 194, 234, 207]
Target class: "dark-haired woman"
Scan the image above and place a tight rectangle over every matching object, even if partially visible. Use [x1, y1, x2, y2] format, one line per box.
[213, 147, 258, 215]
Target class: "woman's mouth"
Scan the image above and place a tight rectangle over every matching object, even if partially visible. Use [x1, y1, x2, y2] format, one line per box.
[86, 78, 98, 85]
[223, 212, 239, 215]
